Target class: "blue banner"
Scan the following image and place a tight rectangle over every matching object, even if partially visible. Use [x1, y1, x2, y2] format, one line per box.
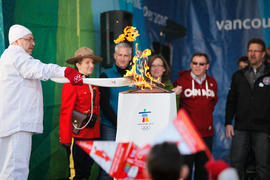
[91, 0, 270, 160]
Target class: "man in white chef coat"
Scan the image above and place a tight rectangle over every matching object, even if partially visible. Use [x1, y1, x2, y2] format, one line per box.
[0, 24, 83, 180]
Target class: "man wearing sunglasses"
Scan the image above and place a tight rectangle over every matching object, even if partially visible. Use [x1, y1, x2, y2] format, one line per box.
[225, 38, 270, 180]
[173, 52, 218, 180]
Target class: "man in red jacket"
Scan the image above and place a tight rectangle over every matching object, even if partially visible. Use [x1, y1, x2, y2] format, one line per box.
[174, 52, 218, 180]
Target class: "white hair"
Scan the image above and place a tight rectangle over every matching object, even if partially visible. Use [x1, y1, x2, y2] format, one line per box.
[115, 42, 132, 55]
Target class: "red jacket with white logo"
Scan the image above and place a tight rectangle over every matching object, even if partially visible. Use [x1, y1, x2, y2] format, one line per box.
[59, 83, 100, 144]
[174, 70, 218, 137]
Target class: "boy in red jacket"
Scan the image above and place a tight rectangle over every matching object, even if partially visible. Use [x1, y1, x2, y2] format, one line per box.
[174, 52, 218, 180]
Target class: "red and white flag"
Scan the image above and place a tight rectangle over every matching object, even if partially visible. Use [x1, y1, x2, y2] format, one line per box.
[76, 140, 146, 179]
[146, 109, 212, 159]
[76, 109, 213, 179]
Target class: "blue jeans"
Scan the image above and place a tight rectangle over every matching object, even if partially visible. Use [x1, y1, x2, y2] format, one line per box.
[100, 124, 116, 141]
[230, 130, 270, 180]
[98, 124, 116, 180]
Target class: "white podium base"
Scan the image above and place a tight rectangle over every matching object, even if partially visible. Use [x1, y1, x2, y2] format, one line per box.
[116, 91, 177, 147]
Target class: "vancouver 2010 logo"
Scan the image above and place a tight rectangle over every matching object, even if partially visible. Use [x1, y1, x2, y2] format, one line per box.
[137, 109, 153, 130]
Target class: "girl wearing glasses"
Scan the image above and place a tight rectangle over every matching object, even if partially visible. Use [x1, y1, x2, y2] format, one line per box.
[148, 54, 182, 95]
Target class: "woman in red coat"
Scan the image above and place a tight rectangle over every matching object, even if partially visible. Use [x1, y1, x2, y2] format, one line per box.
[59, 47, 102, 180]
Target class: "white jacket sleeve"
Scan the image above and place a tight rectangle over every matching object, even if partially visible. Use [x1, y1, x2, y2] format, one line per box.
[13, 48, 66, 81]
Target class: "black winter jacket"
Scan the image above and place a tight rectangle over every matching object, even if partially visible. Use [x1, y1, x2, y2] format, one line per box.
[225, 65, 270, 133]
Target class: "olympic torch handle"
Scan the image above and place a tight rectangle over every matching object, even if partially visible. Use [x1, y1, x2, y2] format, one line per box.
[50, 77, 132, 87]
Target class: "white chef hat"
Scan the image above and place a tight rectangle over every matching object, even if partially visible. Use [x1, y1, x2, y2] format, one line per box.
[8, 24, 32, 44]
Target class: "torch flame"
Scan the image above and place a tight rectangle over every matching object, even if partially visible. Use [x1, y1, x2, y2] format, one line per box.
[114, 26, 164, 89]
[124, 44, 163, 89]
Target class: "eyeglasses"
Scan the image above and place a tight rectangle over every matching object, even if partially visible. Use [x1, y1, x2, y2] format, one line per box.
[191, 61, 207, 66]
[21, 38, 35, 42]
[248, 49, 263, 53]
[151, 65, 164, 68]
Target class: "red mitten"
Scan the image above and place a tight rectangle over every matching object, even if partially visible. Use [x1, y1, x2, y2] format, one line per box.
[205, 160, 230, 180]
[64, 66, 83, 85]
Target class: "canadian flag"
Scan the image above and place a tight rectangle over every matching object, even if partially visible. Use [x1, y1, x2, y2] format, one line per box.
[76, 141, 146, 179]
[76, 109, 212, 179]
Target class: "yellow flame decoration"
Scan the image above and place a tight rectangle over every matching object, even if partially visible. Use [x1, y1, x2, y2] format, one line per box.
[114, 26, 140, 44]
